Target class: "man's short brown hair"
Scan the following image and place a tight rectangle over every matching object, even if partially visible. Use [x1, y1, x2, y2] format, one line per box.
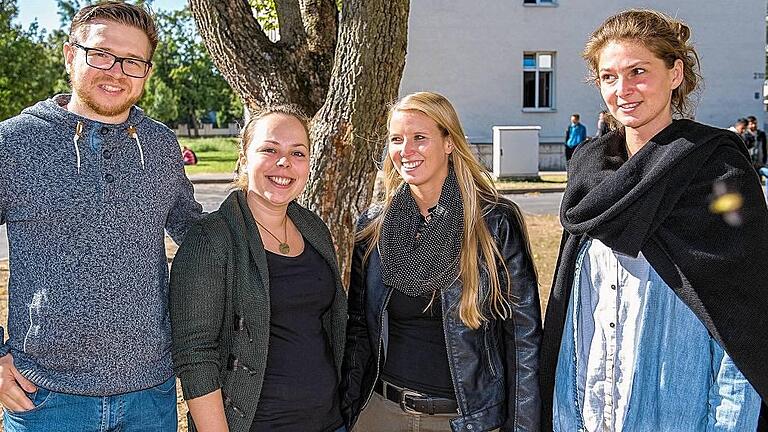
[69, 1, 158, 59]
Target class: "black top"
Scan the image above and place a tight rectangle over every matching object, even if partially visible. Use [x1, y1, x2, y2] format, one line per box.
[380, 289, 455, 399]
[250, 242, 343, 432]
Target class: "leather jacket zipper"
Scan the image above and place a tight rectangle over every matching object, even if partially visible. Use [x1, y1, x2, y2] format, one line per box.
[440, 285, 463, 415]
[483, 321, 498, 378]
[360, 288, 393, 412]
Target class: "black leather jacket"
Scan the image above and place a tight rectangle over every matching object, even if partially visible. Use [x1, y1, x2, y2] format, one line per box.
[341, 199, 542, 432]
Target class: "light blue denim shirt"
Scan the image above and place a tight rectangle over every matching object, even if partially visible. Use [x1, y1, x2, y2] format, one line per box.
[553, 239, 761, 432]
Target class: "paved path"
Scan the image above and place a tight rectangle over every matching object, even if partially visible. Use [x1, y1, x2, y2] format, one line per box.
[194, 182, 233, 212]
[192, 186, 566, 215]
[505, 192, 563, 216]
[0, 225, 6, 262]
[194, 186, 567, 216]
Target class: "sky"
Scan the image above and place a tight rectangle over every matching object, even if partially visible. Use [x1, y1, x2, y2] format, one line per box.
[16, 0, 187, 32]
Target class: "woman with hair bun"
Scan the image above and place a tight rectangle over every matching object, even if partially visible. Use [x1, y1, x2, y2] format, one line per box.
[341, 91, 541, 431]
[540, 9, 767, 432]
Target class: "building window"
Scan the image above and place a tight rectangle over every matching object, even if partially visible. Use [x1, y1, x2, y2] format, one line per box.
[523, 52, 554, 109]
[523, 0, 555, 5]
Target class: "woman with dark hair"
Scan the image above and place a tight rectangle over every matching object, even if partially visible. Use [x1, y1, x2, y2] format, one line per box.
[341, 91, 541, 432]
[541, 9, 767, 432]
[170, 106, 347, 432]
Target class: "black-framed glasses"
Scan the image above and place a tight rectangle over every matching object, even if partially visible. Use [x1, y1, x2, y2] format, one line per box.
[71, 43, 152, 78]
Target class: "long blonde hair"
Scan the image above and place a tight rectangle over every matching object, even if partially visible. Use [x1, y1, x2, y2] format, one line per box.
[359, 91, 520, 329]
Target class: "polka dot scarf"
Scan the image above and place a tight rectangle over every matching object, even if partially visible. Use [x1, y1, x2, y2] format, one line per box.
[379, 167, 464, 297]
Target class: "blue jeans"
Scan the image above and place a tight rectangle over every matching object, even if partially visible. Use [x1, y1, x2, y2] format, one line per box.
[3, 377, 178, 432]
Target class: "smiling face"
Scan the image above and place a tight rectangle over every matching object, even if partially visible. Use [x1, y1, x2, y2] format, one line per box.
[387, 109, 453, 194]
[598, 40, 682, 140]
[64, 20, 152, 123]
[241, 113, 310, 211]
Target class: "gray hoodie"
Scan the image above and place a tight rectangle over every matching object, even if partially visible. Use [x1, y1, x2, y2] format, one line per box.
[0, 94, 203, 396]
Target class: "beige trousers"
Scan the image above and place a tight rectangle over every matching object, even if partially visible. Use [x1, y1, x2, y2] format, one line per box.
[353, 392, 456, 432]
[353, 392, 501, 432]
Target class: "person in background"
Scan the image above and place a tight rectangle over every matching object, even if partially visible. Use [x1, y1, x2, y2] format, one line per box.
[595, 110, 610, 137]
[171, 106, 348, 432]
[746, 115, 766, 168]
[541, 9, 766, 432]
[728, 117, 748, 138]
[0, 2, 202, 431]
[341, 91, 541, 432]
[564, 113, 587, 162]
[182, 145, 198, 165]
[746, 116, 768, 204]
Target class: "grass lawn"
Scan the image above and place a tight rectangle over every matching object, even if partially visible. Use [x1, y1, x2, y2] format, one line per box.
[0, 213, 561, 431]
[178, 136, 240, 175]
[495, 173, 567, 190]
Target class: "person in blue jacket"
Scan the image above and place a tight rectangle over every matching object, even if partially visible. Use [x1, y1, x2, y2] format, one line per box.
[564, 113, 588, 162]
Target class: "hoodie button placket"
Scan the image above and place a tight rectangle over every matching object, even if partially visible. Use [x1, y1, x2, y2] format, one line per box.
[100, 128, 116, 198]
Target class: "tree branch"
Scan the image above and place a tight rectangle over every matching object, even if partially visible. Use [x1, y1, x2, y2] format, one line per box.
[300, 0, 338, 53]
[274, 0, 306, 46]
[190, 0, 316, 112]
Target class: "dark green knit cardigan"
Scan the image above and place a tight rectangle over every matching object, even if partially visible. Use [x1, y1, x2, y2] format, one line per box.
[169, 190, 347, 432]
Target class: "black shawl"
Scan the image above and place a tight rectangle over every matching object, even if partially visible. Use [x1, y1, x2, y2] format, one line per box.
[540, 119, 768, 430]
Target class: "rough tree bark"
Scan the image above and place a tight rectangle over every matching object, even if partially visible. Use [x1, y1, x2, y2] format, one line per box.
[189, 0, 410, 281]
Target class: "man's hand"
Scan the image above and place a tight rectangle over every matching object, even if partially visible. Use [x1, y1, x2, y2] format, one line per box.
[0, 354, 38, 412]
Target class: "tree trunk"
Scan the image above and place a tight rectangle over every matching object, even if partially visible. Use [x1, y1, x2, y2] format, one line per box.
[189, 109, 200, 137]
[189, 0, 410, 281]
[302, 1, 409, 282]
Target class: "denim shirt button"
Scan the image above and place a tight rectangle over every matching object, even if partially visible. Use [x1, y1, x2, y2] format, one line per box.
[100, 127, 109, 136]
[103, 150, 111, 160]
[105, 174, 114, 183]
[466, 425, 473, 430]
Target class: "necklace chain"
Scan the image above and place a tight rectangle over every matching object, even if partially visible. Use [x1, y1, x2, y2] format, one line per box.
[254, 217, 290, 254]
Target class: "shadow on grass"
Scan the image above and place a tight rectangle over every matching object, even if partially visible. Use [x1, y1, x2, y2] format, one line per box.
[197, 154, 238, 163]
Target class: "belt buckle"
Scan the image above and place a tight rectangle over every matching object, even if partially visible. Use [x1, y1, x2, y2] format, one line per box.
[399, 389, 423, 414]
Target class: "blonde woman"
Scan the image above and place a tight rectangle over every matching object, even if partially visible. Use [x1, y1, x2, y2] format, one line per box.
[541, 9, 766, 432]
[170, 106, 347, 432]
[340, 92, 541, 432]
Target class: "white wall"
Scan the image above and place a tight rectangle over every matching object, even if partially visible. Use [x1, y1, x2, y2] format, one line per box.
[400, 1, 766, 144]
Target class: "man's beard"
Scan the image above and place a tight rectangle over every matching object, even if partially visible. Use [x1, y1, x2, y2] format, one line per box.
[72, 76, 143, 120]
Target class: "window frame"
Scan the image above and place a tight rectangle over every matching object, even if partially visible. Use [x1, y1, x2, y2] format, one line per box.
[523, 0, 557, 6]
[522, 51, 556, 112]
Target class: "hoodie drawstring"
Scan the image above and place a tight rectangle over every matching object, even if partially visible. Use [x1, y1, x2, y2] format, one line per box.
[73, 122, 84, 174]
[127, 126, 145, 170]
[73, 123, 145, 173]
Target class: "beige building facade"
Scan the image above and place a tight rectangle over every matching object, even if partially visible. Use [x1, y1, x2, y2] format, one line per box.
[399, 1, 766, 169]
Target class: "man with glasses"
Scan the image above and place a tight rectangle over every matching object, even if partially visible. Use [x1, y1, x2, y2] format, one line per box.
[0, 2, 201, 430]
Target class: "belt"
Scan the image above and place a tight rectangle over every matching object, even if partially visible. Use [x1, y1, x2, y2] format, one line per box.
[374, 379, 458, 415]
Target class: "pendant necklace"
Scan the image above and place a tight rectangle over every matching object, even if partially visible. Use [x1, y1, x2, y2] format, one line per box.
[255, 217, 290, 254]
